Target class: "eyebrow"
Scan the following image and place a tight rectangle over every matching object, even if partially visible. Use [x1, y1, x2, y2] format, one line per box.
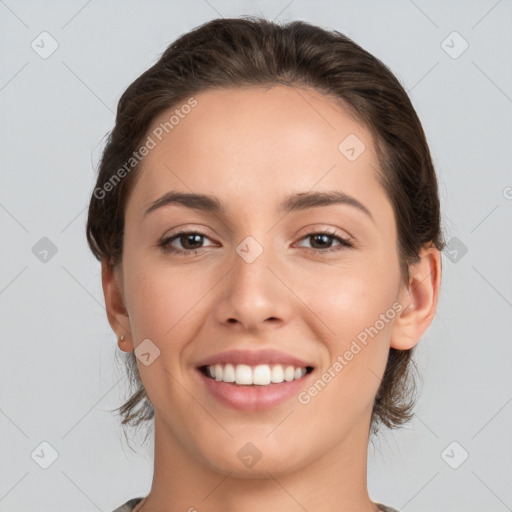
[143, 190, 373, 222]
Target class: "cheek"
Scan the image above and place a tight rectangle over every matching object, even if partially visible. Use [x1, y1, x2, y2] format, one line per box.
[121, 259, 208, 412]
[124, 257, 207, 341]
[321, 279, 397, 346]
[304, 253, 399, 343]
[296, 255, 399, 403]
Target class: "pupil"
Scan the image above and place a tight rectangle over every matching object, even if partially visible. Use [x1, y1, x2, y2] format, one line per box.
[183, 234, 202, 249]
[313, 234, 331, 248]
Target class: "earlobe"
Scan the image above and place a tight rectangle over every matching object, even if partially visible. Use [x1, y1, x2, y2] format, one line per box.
[390, 245, 442, 351]
[101, 259, 133, 352]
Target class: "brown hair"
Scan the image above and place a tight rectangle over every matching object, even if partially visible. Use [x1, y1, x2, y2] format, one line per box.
[86, 16, 445, 439]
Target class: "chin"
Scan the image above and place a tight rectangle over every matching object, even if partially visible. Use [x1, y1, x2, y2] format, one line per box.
[196, 437, 308, 479]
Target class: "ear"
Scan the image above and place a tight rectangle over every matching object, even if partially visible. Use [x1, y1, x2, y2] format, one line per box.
[101, 259, 133, 352]
[390, 245, 442, 350]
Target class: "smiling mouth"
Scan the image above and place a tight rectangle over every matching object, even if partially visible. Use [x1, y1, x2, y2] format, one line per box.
[199, 363, 314, 386]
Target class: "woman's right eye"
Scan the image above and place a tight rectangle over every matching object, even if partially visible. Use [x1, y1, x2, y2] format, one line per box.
[159, 230, 215, 256]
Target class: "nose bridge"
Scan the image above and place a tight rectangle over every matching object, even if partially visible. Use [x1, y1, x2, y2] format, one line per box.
[231, 233, 277, 299]
[214, 232, 291, 329]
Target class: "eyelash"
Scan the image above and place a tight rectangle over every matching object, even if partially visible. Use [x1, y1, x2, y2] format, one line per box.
[158, 228, 353, 256]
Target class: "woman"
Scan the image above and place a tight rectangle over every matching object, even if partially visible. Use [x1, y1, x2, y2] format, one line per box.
[86, 16, 444, 512]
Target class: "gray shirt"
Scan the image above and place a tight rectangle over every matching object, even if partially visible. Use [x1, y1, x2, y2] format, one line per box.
[111, 497, 399, 511]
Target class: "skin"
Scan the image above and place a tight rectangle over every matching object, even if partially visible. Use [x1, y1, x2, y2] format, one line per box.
[102, 84, 441, 512]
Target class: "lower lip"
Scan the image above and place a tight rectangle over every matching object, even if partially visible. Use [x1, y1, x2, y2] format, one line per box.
[197, 369, 314, 411]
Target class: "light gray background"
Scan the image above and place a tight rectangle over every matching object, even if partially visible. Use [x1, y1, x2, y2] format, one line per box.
[1, 1, 511, 511]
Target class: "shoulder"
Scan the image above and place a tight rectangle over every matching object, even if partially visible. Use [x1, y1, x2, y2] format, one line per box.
[110, 497, 145, 512]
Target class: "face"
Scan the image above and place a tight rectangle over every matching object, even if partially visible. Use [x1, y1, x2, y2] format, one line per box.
[115, 85, 408, 476]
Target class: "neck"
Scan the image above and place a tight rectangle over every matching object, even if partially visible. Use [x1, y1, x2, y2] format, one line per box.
[137, 413, 378, 512]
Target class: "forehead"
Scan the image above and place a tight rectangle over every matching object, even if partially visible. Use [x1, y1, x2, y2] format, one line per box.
[126, 84, 389, 222]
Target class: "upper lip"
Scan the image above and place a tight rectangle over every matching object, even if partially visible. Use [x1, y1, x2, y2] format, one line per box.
[195, 349, 314, 369]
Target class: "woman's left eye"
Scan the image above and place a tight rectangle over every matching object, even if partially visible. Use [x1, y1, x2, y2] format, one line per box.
[158, 229, 352, 256]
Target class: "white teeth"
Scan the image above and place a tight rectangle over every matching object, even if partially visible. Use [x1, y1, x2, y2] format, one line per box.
[284, 365, 295, 382]
[235, 364, 253, 385]
[271, 365, 284, 384]
[253, 365, 271, 385]
[223, 363, 235, 383]
[205, 363, 309, 386]
[295, 367, 305, 379]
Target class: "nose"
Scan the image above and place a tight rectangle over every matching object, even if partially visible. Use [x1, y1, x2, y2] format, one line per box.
[213, 236, 295, 333]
